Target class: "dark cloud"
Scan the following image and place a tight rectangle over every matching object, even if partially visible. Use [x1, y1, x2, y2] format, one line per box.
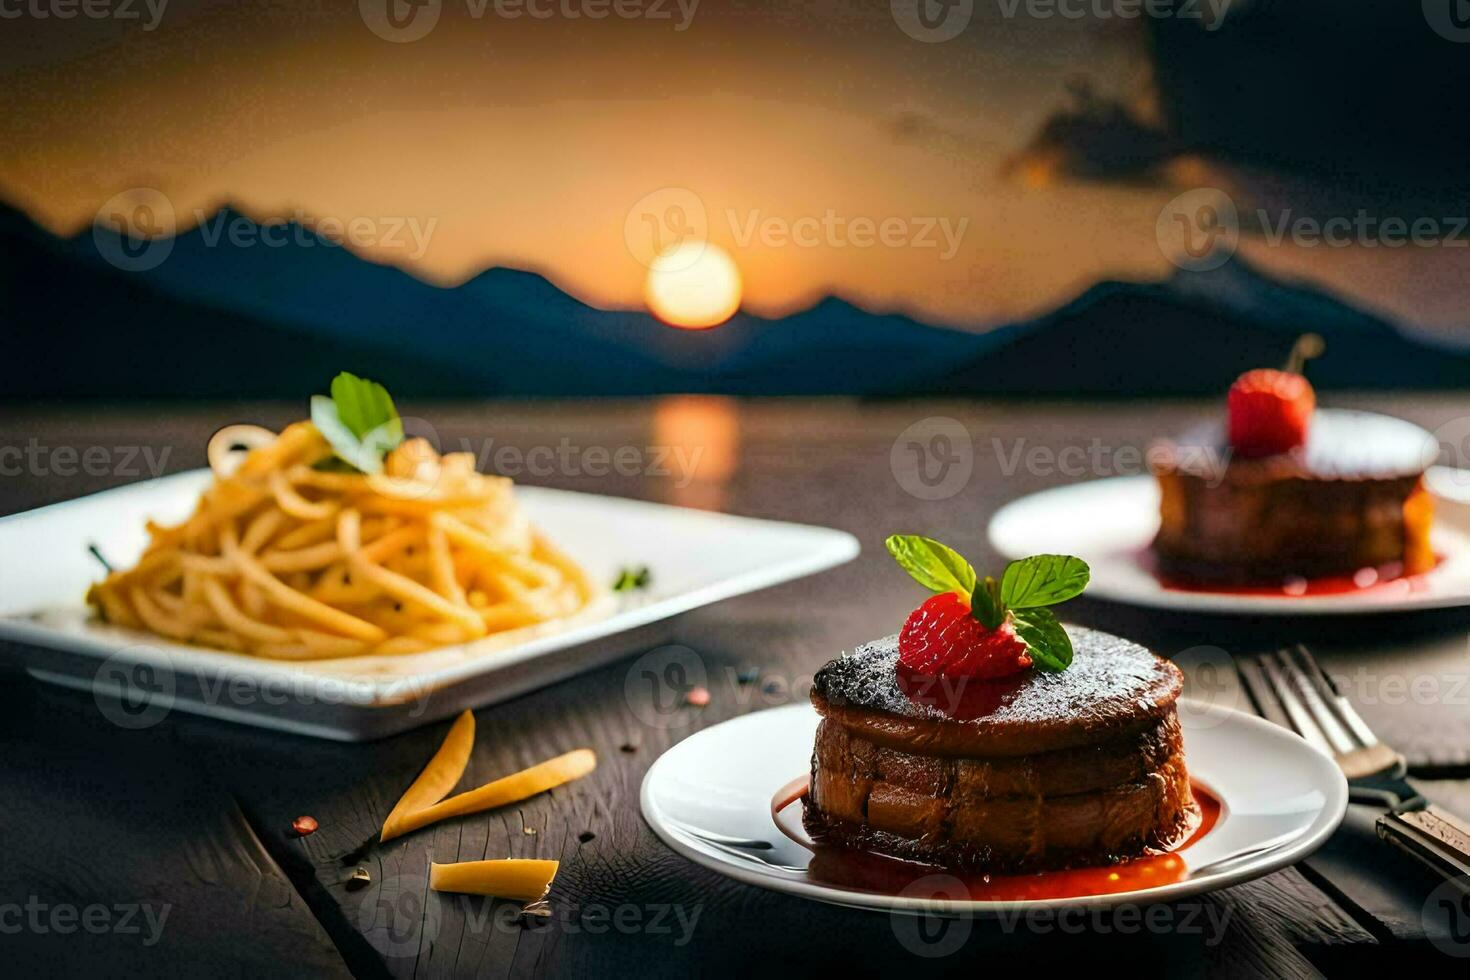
[1000, 78, 1181, 188]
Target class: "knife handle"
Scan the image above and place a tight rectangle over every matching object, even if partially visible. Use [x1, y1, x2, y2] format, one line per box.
[1376, 804, 1470, 888]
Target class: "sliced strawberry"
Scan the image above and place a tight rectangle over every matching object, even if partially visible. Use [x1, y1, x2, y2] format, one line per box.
[897, 592, 1032, 680]
[1227, 368, 1314, 458]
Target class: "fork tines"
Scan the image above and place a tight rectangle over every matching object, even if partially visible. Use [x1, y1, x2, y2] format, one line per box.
[1240, 644, 1401, 781]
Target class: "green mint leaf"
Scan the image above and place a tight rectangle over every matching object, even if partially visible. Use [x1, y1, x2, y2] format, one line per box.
[612, 565, 652, 592]
[1000, 554, 1090, 609]
[331, 371, 402, 442]
[1010, 607, 1073, 672]
[884, 535, 977, 596]
[312, 395, 387, 475]
[970, 575, 1004, 629]
[360, 418, 406, 464]
[312, 373, 405, 474]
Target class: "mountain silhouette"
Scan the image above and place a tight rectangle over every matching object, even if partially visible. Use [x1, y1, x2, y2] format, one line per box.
[935, 263, 1470, 395]
[3, 199, 1466, 399]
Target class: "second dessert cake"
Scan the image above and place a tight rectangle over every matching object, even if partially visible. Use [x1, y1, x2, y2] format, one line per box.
[1152, 356, 1437, 586]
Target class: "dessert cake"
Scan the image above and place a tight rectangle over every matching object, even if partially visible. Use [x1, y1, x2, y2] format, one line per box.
[802, 536, 1195, 874]
[804, 628, 1194, 873]
[1153, 396, 1437, 586]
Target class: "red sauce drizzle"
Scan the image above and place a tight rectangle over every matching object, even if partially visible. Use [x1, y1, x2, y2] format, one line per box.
[1141, 550, 1442, 598]
[771, 777, 1221, 902]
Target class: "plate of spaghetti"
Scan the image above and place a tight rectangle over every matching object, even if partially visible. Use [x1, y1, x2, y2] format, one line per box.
[0, 374, 859, 739]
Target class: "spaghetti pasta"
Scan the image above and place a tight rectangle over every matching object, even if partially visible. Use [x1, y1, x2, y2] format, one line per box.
[88, 421, 602, 660]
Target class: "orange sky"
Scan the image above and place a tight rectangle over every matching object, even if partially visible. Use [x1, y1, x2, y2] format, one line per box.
[2, 2, 1465, 338]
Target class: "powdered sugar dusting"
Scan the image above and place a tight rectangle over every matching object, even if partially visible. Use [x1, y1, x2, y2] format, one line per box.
[814, 626, 1181, 734]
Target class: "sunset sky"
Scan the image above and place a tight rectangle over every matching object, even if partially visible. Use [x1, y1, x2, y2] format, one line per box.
[3, 1, 1466, 339]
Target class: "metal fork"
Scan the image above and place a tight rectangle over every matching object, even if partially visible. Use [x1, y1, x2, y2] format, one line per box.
[1239, 644, 1470, 887]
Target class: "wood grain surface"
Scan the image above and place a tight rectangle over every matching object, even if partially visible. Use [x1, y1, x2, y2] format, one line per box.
[3, 396, 1470, 977]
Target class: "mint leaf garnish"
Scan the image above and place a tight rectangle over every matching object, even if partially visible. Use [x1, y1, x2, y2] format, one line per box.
[1010, 607, 1073, 672]
[612, 566, 651, 592]
[970, 576, 1004, 630]
[311, 372, 404, 474]
[331, 371, 400, 441]
[884, 535, 976, 597]
[885, 535, 1090, 673]
[1000, 555, 1090, 609]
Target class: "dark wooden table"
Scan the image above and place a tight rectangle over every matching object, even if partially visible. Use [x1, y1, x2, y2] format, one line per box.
[4, 397, 1470, 978]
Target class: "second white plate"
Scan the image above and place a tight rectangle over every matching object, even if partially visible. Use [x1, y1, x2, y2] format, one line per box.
[987, 474, 1470, 615]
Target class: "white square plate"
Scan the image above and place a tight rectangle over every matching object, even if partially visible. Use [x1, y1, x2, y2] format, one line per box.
[0, 471, 858, 740]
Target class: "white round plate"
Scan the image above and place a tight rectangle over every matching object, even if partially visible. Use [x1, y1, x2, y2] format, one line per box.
[640, 702, 1347, 914]
[987, 473, 1470, 615]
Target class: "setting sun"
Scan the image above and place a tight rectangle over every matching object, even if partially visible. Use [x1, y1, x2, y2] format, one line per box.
[644, 241, 742, 330]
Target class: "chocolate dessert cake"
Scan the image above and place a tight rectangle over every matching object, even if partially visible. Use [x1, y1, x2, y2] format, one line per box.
[804, 626, 1195, 873]
[1153, 409, 1437, 585]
